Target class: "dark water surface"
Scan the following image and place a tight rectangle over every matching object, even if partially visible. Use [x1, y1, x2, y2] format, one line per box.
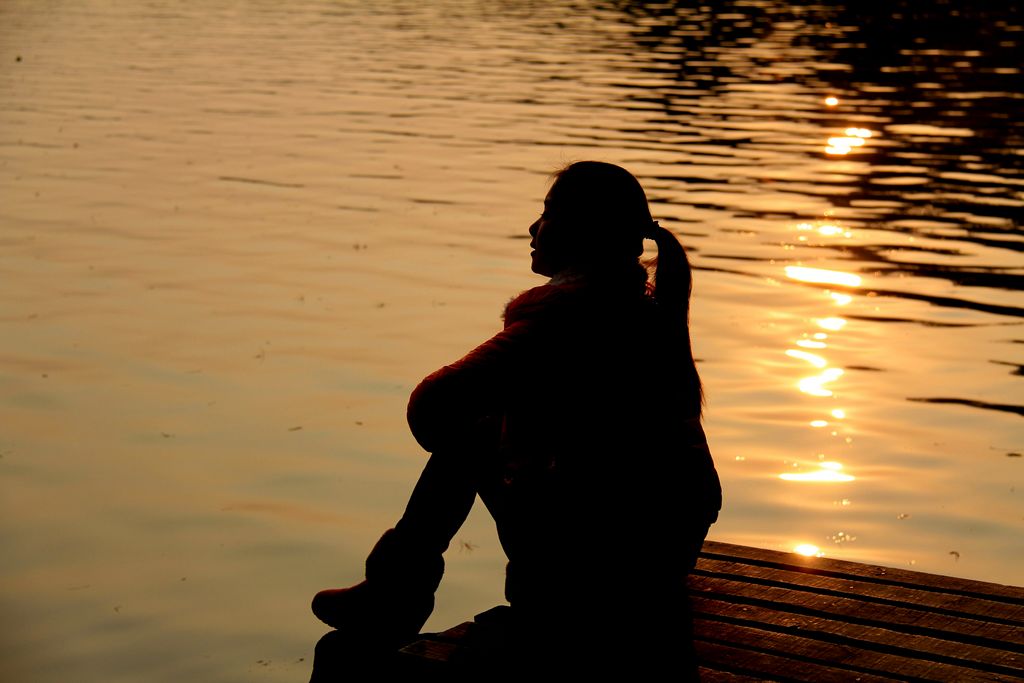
[1, 1, 1021, 681]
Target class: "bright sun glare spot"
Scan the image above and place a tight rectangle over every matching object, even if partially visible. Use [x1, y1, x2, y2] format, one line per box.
[795, 544, 824, 557]
[828, 136, 864, 148]
[796, 339, 827, 349]
[810, 420, 829, 427]
[825, 131, 867, 156]
[825, 96, 839, 106]
[831, 292, 853, 306]
[786, 266, 862, 288]
[823, 135, 864, 154]
[844, 127, 873, 138]
[798, 367, 844, 397]
[780, 460, 855, 483]
[815, 317, 847, 331]
[832, 409, 847, 419]
[786, 349, 827, 368]
[813, 332, 828, 340]
[818, 225, 844, 236]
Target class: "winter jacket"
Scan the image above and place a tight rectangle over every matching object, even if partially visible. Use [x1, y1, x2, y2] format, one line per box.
[407, 279, 721, 620]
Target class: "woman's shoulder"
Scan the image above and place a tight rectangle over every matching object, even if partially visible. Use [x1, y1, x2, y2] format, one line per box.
[503, 282, 653, 327]
[502, 284, 570, 326]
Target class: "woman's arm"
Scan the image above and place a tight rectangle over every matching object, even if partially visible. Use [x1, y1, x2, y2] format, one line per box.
[406, 318, 539, 454]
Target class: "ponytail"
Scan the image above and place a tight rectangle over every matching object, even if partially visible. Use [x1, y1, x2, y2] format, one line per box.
[647, 221, 704, 413]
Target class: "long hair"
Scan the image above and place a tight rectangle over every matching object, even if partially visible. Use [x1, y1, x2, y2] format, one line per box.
[550, 161, 703, 412]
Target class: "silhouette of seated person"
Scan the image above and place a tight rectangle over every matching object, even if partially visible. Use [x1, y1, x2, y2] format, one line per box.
[310, 161, 722, 679]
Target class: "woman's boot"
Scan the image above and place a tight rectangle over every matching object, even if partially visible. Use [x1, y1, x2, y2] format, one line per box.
[311, 527, 444, 643]
[312, 446, 480, 643]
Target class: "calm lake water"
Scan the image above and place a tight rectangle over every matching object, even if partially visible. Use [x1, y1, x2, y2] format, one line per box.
[1, 1, 1021, 680]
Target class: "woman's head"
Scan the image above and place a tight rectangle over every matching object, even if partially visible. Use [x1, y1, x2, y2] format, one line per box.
[530, 160, 703, 411]
[529, 161, 651, 278]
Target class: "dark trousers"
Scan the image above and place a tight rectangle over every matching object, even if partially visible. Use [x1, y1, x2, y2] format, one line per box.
[311, 446, 707, 680]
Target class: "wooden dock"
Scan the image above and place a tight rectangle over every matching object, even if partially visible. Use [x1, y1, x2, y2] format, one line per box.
[397, 541, 1024, 681]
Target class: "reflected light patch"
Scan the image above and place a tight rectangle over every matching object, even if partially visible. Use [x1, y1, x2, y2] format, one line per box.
[780, 461, 855, 482]
[831, 409, 846, 419]
[844, 127, 873, 138]
[824, 96, 839, 106]
[828, 136, 864, 148]
[799, 367, 844, 397]
[818, 225, 844, 236]
[796, 339, 827, 349]
[786, 266, 862, 287]
[825, 135, 866, 155]
[810, 420, 829, 427]
[815, 317, 847, 331]
[787, 349, 827, 368]
[831, 293, 853, 306]
[795, 544, 824, 557]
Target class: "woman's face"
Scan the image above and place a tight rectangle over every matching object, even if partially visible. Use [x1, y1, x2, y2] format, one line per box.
[529, 188, 569, 277]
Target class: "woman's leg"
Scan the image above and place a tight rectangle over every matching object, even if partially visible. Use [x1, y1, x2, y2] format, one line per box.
[392, 446, 480, 556]
[312, 439, 491, 632]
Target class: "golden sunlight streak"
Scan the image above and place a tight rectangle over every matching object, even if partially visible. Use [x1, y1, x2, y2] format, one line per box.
[786, 349, 828, 368]
[830, 292, 853, 306]
[825, 126, 873, 155]
[798, 367, 844, 397]
[831, 409, 847, 419]
[794, 544, 824, 557]
[785, 266, 862, 288]
[815, 317, 847, 331]
[780, 461, 855, 483]
[796, 339, 827, 349]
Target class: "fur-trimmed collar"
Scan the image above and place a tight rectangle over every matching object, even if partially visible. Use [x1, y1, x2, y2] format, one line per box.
[502, 279, 651, 328]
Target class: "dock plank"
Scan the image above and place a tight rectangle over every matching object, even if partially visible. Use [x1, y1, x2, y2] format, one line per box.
[383, 541, 1024, 680]
[696, 556, 1024, 625]
[701, 541, 1024, 602]
[692, 596, 1023, 677]
[689, 573, 1024, 649]
[694, 638, 902, 682]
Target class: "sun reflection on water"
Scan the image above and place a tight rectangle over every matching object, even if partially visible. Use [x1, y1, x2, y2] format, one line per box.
[778, 198, 868, 564]
[815, 317, 847, 331]
[798, 367, 844, 397]
[794, 544, 824, 557]
[780, 461, 855, 483]
[786, 349, 827, 368]
[824, 126, 875, 155]
[784, 266, 862, 288]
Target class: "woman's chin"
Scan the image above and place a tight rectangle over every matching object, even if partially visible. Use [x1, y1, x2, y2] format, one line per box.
[531, 261, 554, 277]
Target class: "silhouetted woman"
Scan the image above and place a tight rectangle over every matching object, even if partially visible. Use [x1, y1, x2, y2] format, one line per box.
[311, 161, 721, 677]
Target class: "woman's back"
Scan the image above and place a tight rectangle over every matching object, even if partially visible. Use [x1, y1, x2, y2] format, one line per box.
[475, 280, 716, 614]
